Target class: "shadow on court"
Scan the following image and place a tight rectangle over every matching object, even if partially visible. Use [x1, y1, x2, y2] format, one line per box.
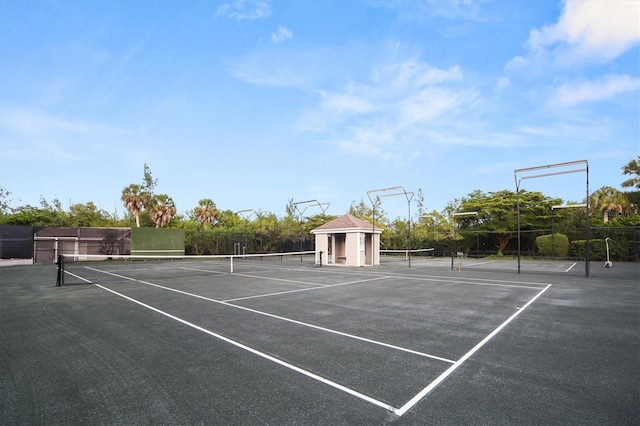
[1, 260, 638, 425]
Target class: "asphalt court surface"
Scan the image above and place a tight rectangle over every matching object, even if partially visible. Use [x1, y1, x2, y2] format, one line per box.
[1, 256, 638, 425]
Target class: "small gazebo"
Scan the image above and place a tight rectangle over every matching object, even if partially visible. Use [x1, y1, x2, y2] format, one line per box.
[311, 214, 382, 267]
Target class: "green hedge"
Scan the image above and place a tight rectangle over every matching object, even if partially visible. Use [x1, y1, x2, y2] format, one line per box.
[535, 233, 569, 257]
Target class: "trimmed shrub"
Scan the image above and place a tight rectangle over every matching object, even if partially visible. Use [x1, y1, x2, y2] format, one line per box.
[536, 233, 569, 257]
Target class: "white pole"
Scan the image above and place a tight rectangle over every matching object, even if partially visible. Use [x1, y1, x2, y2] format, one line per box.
[230, 256, 234, 273]
[605, 238, 612, 268]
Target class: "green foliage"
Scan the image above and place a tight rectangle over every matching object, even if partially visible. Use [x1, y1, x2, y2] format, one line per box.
[456, 189, 562, 254]
[0, 186, 12, 216]
[68, 202, 113, 227]
[349, 198, 387, 227]
[535, 233, 569, 257]
[621, 155, 640, 189]
[570, 239, 602, 261]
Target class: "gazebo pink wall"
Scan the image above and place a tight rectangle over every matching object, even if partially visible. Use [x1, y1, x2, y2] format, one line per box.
[310, 214, 382, 267]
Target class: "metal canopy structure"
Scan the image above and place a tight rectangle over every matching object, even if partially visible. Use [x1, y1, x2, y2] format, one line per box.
[367, 186, 414, 267]
[293, 199, 330, 260]
[515, 160, 590, 277]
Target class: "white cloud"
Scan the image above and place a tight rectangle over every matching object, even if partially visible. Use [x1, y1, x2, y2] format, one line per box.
[548, 74, 640, 107]
[495, 77, 511, 90]
[399, 87, 477, 124]
[217, 0, 270, 20]
[525, 0, 640, 63]
[321, 92, 374, 114]
[271, 26, 293, 43]
[297, 58, 486, 160]
[0, 107, 112, 135]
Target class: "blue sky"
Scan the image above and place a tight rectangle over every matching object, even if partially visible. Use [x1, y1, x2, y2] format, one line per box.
[1, 0, 638, 221]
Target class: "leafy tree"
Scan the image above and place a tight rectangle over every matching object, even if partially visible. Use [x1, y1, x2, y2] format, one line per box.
[0, 186, 13, 216]
[303, 213, 337, 235]
[148, 194, 176, 228]
[457, 190, 562, 255]
[142, 163, 158, 193]
[216, 210, 244, 229]
[621, 156, 640, 189]
[67, 202, 113, 227]
[192, 199, 219, 229]
[2, 197, 68, 226]
[413, 210, 454, 250]
[349, 198, 388, 227]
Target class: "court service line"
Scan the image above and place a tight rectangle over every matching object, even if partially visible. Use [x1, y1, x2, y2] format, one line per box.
[223, 276, 391, 302]
[84, 267, 455, 363]
[389, 274, 547, 290]
[565, 262, 577, 272]
[180, 266, 328, 287]
[394, 283, 552, 416]
[463, 260, 496, 267]
[372, 271, 550, 289]
[93, 283, 397, 413]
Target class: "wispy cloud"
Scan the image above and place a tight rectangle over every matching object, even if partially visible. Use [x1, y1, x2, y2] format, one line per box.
[509, 0, 640, 69]
[294, 58, 489, 160]
[0, 106, 127, 163]
[0, 106, 112, 135]
[271, 26, 292, 43]
[548, 74, 640, 107]
[217, 0, 270, 20]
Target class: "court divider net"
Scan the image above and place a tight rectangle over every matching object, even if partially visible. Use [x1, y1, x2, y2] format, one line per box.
[56, 251, 315, 286]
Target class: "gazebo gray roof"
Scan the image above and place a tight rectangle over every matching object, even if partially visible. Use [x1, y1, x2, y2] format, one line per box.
[311, 214, 382, 234]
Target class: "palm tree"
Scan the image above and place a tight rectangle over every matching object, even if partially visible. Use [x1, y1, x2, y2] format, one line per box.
[193, 199, 219, 229]
[621, 156, 640, 189]
[121, 184, 147, 227]
[589, 186, 629, 222]
[148, 194, 176, 228]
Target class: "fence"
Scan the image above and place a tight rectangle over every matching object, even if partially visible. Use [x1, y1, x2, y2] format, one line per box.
[184, 228, 314, 255]
[33, 227, 131, 263]
[446, 226, 639, 262]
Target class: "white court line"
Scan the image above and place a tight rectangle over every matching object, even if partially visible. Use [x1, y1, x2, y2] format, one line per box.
[84, 267, 454, 363]
[65, 270, 93, 283]
[82, 266, 550, 417]
[93, 283, 397, 413]
[463, 260, 496, 267]
[394, 283, 552, 416]
[565, 262, 577, 272]
[339, 267, 551, 288]
[224, 276, 391, 302]
[388, 274, 548, 290]
[181, 266, 328, 287]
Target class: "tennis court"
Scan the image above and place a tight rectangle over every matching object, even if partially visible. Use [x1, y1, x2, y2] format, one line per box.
[1, 254, 638, 425]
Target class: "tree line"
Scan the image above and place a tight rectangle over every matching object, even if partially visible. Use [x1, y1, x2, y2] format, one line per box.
[1, 158, 638, 258]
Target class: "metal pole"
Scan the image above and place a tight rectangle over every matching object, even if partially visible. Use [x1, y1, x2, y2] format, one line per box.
[516, 179, 521, 274]
[515, 160, 588, 276]
[586, 163, 590, 277]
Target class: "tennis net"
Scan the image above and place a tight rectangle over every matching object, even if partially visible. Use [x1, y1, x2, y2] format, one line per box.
[379, 248, 435, 263]
[56, 251, 316, 286]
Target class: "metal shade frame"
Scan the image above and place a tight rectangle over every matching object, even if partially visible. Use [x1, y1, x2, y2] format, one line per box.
[514, 160, 590, 277]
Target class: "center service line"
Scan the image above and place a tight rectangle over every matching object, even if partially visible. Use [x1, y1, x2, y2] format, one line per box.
[94, 283, 397, 413]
